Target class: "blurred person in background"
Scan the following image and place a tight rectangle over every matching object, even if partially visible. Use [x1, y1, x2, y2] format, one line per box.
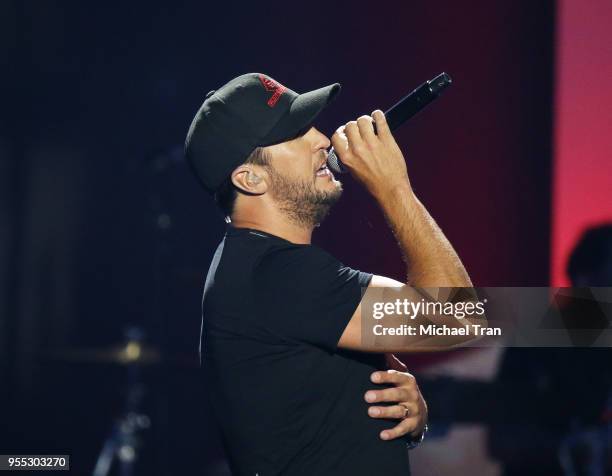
[490, 224, 612, 475]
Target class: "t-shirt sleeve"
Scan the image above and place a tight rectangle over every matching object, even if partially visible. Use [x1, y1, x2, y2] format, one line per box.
[254, 245, 372, 352]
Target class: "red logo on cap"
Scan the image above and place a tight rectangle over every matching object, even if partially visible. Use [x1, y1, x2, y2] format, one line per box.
[258, 74, 287, 108]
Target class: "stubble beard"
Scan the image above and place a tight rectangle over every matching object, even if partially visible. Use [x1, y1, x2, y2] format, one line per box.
[267, 167, 342, 228]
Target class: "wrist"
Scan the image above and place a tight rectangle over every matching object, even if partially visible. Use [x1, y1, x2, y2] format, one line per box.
[372, 177, 413, 204]
[405, 423, 428, 450]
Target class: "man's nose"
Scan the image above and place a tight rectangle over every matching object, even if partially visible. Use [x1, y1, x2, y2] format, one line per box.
[313, 128, 331, 150]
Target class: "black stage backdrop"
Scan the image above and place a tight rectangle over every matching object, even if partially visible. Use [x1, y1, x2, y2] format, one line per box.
[0, 1, 554, 473]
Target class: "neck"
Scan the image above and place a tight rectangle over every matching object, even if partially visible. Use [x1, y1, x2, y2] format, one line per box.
[231, 205, 313, 245]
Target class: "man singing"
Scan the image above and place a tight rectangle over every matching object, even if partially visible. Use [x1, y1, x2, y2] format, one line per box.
[185, 73, 473, 475]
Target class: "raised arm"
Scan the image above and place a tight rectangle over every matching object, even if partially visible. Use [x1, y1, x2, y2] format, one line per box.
[333, 110, 484, 352]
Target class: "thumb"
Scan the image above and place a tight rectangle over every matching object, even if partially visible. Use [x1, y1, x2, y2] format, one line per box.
[385, 353, 408, 371]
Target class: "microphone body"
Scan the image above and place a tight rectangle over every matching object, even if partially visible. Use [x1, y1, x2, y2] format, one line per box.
[327, 72, 452, 174]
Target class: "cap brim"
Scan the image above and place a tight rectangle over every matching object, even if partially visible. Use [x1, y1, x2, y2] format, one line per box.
[260, 83, 341, 146]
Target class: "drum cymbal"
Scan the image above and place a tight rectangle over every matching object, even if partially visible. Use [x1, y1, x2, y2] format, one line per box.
[44, 342, 161, 365]
[42, 343, 200, 367]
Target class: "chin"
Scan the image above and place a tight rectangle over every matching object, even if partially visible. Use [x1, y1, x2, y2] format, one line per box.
[329, 179, 343, 195]
[324, 181, 343, 203]
[318, 177, 342, 192]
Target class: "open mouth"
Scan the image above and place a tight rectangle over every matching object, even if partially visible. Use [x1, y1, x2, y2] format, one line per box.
[316, 162, 332, 178]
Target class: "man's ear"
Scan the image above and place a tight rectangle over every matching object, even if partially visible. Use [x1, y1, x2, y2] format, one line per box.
[231, 165, 268, 195]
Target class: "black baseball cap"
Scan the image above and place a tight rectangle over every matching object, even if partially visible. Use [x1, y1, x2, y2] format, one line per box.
[185, 73, 341, 193]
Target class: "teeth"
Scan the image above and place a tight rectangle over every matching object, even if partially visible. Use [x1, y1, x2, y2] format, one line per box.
[315, 161, 330, 177]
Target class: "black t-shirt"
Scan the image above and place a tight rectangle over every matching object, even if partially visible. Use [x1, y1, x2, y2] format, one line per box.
[200, 226, 411, 475]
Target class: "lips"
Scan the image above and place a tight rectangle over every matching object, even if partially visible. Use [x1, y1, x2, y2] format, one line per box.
[315, 155, 327, 170]
[316, 162, 333, 178]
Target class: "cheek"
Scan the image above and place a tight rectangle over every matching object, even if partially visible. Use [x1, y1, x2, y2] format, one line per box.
[269, 142, 314, 179]
[286, 159, 313, 180]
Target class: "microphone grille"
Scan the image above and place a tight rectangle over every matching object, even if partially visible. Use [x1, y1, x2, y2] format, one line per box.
[327, 149, 346, 174]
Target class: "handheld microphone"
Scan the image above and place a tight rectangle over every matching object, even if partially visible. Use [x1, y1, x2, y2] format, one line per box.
[327, 72, 452, 174]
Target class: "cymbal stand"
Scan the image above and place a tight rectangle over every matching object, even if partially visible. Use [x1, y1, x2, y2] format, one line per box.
[92, 327, 151, 476]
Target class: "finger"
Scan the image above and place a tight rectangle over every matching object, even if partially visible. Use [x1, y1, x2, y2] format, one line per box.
[344, 120, 364, 151]
[331, 128, 348, 151]
[356, 115, 376, 144]
[371, 109, 391, 140]
[370, 369, 415, 386]
[332, 125, 347, 142]
[384, 353, 408, 372]
[380, 417, 420, 441]
[364, 386, 412, 404]
[368, 403, 416, 419]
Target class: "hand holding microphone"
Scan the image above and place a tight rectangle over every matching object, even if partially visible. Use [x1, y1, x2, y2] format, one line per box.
[330, 111, 410, 199]
[327, 72, 452, 175]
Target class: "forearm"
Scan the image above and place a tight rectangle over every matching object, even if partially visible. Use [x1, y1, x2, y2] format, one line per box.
[334, 111, 485, 354]
[374, 182, 472, 288]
